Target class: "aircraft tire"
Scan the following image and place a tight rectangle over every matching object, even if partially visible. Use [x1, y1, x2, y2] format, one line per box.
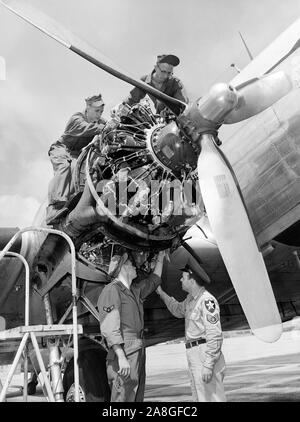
[63, 348, 110, 402]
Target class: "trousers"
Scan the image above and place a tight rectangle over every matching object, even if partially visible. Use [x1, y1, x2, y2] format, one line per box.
[48, 142, 77, 205]
[186, 343, 226, 402]
[106, 348, 146, 402]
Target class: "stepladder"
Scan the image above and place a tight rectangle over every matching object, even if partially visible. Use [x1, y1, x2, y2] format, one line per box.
[0, 227, 82, 402]
[0, 324, 83, 402]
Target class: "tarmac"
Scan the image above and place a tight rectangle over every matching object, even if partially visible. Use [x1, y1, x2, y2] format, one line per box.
[1, 319, 300, 402]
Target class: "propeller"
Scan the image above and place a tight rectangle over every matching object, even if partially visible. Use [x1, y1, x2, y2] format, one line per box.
[179, 74, 293, 340]
[197, 134, 282, 342]
[185, 78, 290, 342]
[2, 0, 291, 342]
[0, 0, 185, 115]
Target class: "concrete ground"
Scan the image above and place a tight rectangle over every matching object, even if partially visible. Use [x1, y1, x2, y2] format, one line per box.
[1, 320, 300, 402]
[145, 328, 300, 402]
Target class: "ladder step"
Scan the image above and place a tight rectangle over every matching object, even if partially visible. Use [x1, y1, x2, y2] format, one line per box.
[0, 324, 83, 340]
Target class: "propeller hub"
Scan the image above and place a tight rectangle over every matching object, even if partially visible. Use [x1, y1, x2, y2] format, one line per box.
[177, 83, 239, 145]
[145, 121, 198, 175]
[196, 83, 239, 124]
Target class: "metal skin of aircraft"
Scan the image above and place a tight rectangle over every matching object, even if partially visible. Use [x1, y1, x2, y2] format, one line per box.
[1, 0, 300, 402]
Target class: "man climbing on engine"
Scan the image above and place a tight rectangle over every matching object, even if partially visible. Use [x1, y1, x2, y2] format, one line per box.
[46, 94, 106, 225]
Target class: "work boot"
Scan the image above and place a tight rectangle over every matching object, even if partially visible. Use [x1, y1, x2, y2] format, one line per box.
[27, 374, 38, 395]
[46, 203, 69, 225]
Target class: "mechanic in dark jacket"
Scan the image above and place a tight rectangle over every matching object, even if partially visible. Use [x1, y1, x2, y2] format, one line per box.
[117, 54, 188, 114]
[46, 94, 106, 225]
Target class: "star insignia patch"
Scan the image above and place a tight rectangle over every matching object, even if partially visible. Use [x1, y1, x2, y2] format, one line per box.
[205, 299, 216, 313]
[206, 314, 219, 324]
[103, 305, 115, 313]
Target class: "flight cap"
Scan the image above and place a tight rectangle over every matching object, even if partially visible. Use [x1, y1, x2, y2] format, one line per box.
[157, 54, 180, 67]
[85, 94, 105, 107]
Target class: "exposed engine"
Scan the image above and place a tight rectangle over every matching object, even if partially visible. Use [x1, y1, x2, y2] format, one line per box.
[64, 101, 204, 268]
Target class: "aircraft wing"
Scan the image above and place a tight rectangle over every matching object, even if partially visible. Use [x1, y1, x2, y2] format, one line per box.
[230, 17, 300, 86]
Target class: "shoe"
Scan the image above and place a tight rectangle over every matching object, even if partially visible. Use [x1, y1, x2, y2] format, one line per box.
[27, 379, 38, 395]
[46, 206, 69, 225]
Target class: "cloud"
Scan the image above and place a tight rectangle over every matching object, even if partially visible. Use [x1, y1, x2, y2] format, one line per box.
[16, 159, 53, 201]
[0, 194, 41, 227]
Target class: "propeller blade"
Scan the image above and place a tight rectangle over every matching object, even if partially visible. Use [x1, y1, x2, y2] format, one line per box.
[197, 133, 282, 343]
[0, 0, 185, 115]
[224, 71, 293, 124]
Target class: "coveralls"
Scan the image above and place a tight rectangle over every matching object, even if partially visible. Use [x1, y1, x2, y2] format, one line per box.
[97, 273, 161, 402]
[159, 287, 226, 402]
[46, 111, 106, 223]
[125, 72, 188, 113]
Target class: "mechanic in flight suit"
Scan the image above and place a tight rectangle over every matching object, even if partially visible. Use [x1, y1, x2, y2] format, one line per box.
[156, 262, 226, 402]
[97, 250, 165, 402]
[46, 94, 106, 225]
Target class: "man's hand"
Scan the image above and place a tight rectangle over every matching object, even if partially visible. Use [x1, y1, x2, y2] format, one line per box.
[117, 355, 131, 378]
[157, 250, 166, 262]
[111, 102, 130, 119]
[201, 367, 213, 383]
[153, 250, 166, 277]
[105, 118, 119, 132]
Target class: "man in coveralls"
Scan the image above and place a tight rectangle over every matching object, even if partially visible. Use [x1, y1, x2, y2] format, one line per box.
[97, 250, 165, 402]
[46, 94, 106, 225]
[156, 263, 226, 402]
[115, 54, 188, 115]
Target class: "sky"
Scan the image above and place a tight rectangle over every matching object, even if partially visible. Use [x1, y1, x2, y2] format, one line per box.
[0, 0, 300, 227]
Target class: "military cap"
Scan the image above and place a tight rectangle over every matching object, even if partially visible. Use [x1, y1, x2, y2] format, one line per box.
[157, 54, 180, 67]
[85, 94, 105, 107]
[180, 255, 210, 284]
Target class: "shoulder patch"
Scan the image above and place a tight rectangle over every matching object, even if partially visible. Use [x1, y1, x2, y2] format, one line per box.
[204, 299, 216, 313]
[103, 305, 115, 313]
[206, 313, 219, 324]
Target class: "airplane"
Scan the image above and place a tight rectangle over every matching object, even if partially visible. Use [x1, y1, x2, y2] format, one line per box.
[1, 0, 300, 402]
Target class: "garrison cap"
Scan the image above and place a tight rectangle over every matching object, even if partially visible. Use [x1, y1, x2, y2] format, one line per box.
[157, 54, 180, 67]
[85, 94, 105, 107]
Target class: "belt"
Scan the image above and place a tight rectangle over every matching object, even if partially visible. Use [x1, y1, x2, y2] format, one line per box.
[185, 338, 206, 349]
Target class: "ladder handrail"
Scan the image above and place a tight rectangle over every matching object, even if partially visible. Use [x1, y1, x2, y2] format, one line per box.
[0, 251, 30, 402]
[3, 252, 30, 326]
[0, 226, 80, 402]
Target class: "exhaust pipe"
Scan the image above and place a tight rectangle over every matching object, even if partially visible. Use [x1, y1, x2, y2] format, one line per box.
[60, 182, 108, 238]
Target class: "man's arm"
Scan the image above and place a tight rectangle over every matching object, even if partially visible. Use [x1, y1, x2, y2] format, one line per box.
[111, 345, 131, 378]
[156, 285, 187, 318]
[170, 78, 189, 104]
[122, 75, 148, 107]
[64, 112, 105, 139]
[98, 284, 130, 376]
[124, 87, 146, 107]
[137, 251, 166, 300]
[201, 295, 223, 383]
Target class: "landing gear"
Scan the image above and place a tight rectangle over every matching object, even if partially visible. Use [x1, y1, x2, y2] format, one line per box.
[63, 348, 110, 402]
